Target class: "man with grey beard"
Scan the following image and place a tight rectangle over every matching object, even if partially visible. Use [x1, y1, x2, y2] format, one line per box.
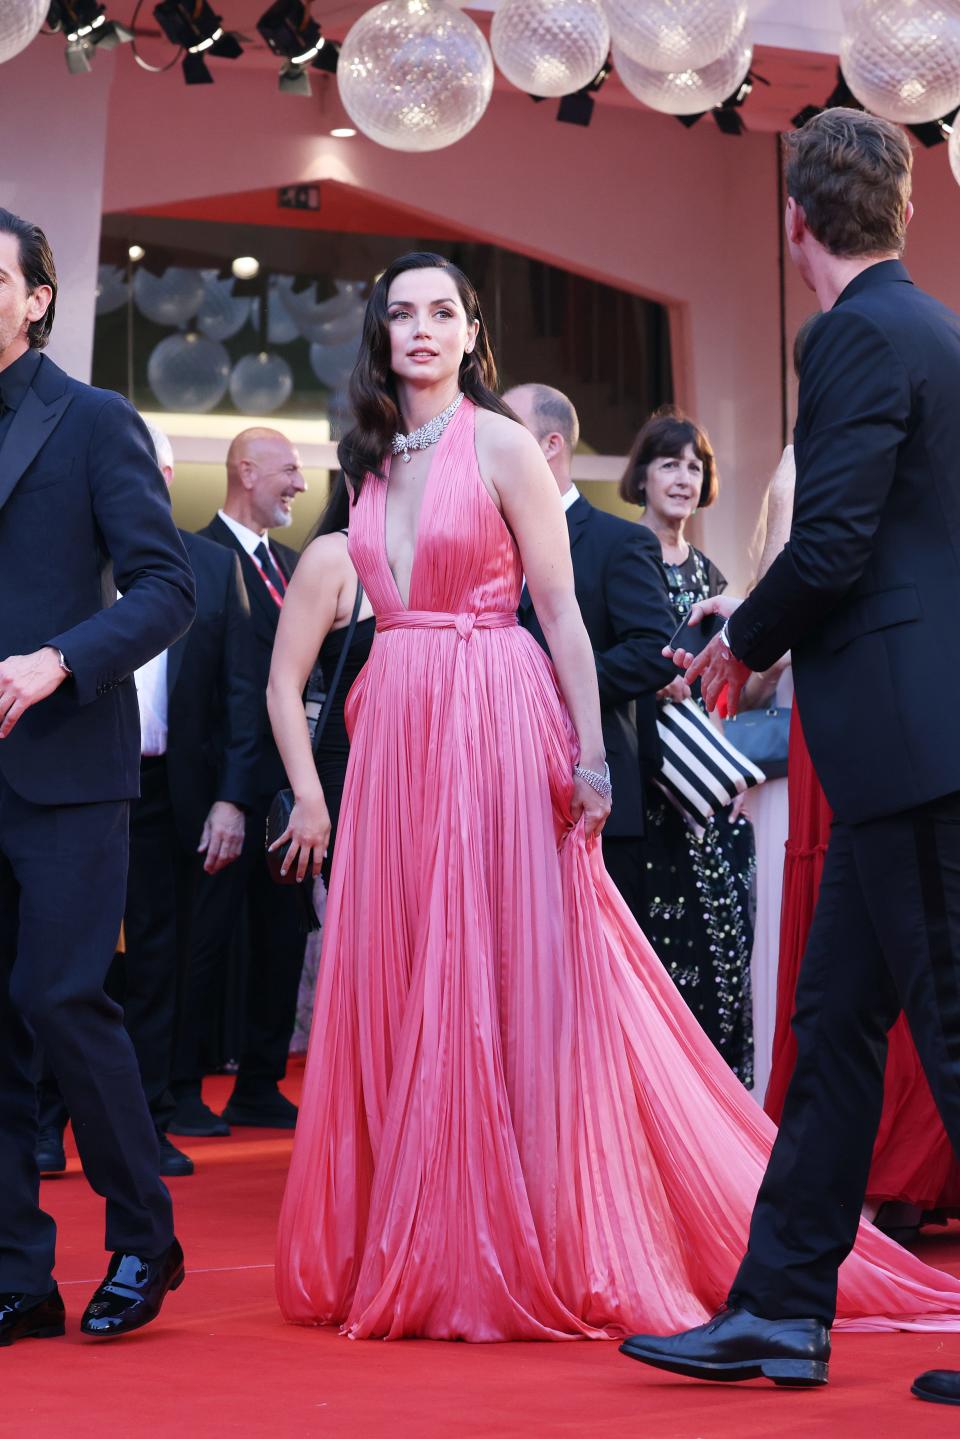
[168, 429, 308, 1137]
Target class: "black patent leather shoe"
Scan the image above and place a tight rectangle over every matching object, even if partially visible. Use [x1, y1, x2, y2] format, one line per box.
[36, 1126, 67, 1175]
[619, 1306, 830, 1387]
[912, 1370, 960, 1405]
[157, 1132, 194, 1177]
[80, 1238, 185, 1338]
[222, 1089, 298, 1129]
[0, 1289, 65, 1346]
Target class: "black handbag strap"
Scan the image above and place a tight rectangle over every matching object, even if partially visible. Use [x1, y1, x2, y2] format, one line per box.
[311, 578, 364, 759]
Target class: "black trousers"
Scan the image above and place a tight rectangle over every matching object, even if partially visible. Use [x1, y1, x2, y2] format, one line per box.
[601, 836, 647, 926]
[39, 758, 196, 1136]
[172, 792, 305, 1099]
[0, 773, 173, 1291]
[730, 790, 960, 1325]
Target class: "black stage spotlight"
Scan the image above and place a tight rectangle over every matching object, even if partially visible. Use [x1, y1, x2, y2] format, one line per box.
[557, 59, 610, 127]
[153, 1, 243, 84]
[907, 112, 957, 147]
[258, 2, 339, 91]
[259, 1, 320, 92]
[791, 69, 863, 130]
[46, 2, 132, 73]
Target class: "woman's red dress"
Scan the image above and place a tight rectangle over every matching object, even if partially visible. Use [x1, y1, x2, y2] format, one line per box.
[764, 712, 960, 1209]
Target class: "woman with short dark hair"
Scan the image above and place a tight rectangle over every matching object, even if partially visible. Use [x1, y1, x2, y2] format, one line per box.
[622, 405, 756, 1085]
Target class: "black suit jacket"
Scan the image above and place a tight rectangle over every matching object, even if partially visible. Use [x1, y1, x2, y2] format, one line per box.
[164, 530, 261, 848]
[729, 260, 960, 823]
[519, 496, 676, 837]
[0, 355, 195, 805]
[197, 514, 299, 798]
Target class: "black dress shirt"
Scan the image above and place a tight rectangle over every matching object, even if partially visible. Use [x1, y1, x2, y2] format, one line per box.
[0, 348, 42, 453]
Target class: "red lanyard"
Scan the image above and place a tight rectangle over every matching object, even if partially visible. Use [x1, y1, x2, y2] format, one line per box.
[252, 556, 285, 608]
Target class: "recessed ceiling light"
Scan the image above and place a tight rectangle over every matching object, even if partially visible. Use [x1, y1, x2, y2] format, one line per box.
[330, 127, 357, 138]
[232, 256, 261, 280]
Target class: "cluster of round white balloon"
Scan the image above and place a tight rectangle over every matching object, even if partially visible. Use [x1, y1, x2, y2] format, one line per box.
[336, 0, 753, 152]
[838, 1, 960, 194]
[95, 264, 367, 414]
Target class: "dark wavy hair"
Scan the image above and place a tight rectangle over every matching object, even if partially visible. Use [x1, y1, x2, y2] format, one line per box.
[337, 251, 517, 493]
[0, 208, 57, 349]
[619, 404, 719, 510]
[304, 470, 351, 548]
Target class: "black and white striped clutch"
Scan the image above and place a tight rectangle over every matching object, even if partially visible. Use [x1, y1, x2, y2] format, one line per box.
[653, 697, 766, 836]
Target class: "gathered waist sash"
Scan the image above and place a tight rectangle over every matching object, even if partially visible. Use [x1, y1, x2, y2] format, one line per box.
[376, 609, 518, 641]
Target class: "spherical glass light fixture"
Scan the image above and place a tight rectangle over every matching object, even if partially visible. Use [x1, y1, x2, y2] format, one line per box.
[133, 267, 205, 329]
[602, 0, 747, 71]
[0, 0, 48, 65]
[338, 0, 494, 152]
[840, 0, 960, 124]
[614, 36, 752, 115]
[229, 352, 294, 414]
[491, 0, 610, 99]
[949, 113, 960, 183]
[147, 333, 231, 413]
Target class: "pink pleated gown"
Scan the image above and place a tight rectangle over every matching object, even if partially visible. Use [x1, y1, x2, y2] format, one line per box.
[276, 400, 960, 1341]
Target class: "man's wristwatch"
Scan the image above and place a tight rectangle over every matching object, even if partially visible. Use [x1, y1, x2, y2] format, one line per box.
[56, 649, 72, 676]
[719, 620, 733, 654]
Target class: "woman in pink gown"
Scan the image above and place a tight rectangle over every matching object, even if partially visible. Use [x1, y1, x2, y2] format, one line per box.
[274, 252, 960, 1342]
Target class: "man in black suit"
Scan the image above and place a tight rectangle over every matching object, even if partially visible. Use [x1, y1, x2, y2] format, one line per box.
[36, 421, 261, 1178]
[621, 110, 960, 1405]
[0, 209, 194, 1345]
[508, 384, 676, 918]
[169, 428, 308, 1135]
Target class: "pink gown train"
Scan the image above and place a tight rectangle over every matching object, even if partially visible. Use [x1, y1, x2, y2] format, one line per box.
[276, 400, 960, 1341]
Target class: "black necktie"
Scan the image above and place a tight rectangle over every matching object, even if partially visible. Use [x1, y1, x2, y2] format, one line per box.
[254, 541, 287, 604]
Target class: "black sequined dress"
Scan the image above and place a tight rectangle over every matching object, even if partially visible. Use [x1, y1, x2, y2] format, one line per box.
[638, 545, 756, 1085]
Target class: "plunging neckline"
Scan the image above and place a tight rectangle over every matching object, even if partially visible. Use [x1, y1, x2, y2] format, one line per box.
[383, 399, 465, 611]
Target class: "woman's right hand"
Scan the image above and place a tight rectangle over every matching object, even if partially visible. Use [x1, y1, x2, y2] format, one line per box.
[665, 594, 743, 671]
[657, 676, 692, 704]
[269, 790, 331, 883]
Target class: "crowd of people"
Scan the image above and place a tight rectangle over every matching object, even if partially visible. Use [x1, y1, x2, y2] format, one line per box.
[2, 103, 960, 1409]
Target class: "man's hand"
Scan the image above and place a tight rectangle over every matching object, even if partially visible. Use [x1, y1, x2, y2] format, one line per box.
[198, 800, 246, 874]
[0, 648, 69, 738]
[685, 634, 752, 716]
[664, 594, 742, 670]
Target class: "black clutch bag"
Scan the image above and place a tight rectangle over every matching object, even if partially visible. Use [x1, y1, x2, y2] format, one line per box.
[722, 705, 791, 782]
[266, 579, 364, 890]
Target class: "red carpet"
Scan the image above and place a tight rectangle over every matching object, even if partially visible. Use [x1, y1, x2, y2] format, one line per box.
[8, 1062, 960, 1438]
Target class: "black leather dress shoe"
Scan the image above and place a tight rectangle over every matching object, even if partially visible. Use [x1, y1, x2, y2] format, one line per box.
[36, 1126, 67, 1175]
[620, 1306, 830, 1387]
[912, 1370, 960, 1405]
[157, 1132, 194, 1177]
[222, 1089, 298, 1129]
[167, 1095, 230, 1138]
[80, 1238, 185, 1338]
[0, 1289, 65, 1346]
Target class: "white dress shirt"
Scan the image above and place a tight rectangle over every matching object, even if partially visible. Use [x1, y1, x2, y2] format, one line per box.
[120, 583, 169, 756]
[135, 650, 169, 757]
[217, 509, 269, 558]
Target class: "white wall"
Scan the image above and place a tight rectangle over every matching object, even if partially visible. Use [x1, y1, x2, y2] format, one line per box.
[0, 40, 113, 381]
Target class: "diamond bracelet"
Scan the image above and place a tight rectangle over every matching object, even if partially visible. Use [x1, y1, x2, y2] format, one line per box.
[574, 762, 612, 801]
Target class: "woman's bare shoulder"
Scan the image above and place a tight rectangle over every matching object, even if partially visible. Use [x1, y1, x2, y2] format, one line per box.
[473, 406, 546, 484]
[295, 531, 352, 582]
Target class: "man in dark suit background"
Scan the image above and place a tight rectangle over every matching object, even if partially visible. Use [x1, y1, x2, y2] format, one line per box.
[36, 421, 261, 1179]
[621, 111, 960, 1406]
[508, 384, 676, 919]
[0, 209, 194, 1344]
[169, 428, 308, 1135]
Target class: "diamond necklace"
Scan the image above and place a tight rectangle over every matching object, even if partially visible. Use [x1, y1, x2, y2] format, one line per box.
[392, 391, 464, 464]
